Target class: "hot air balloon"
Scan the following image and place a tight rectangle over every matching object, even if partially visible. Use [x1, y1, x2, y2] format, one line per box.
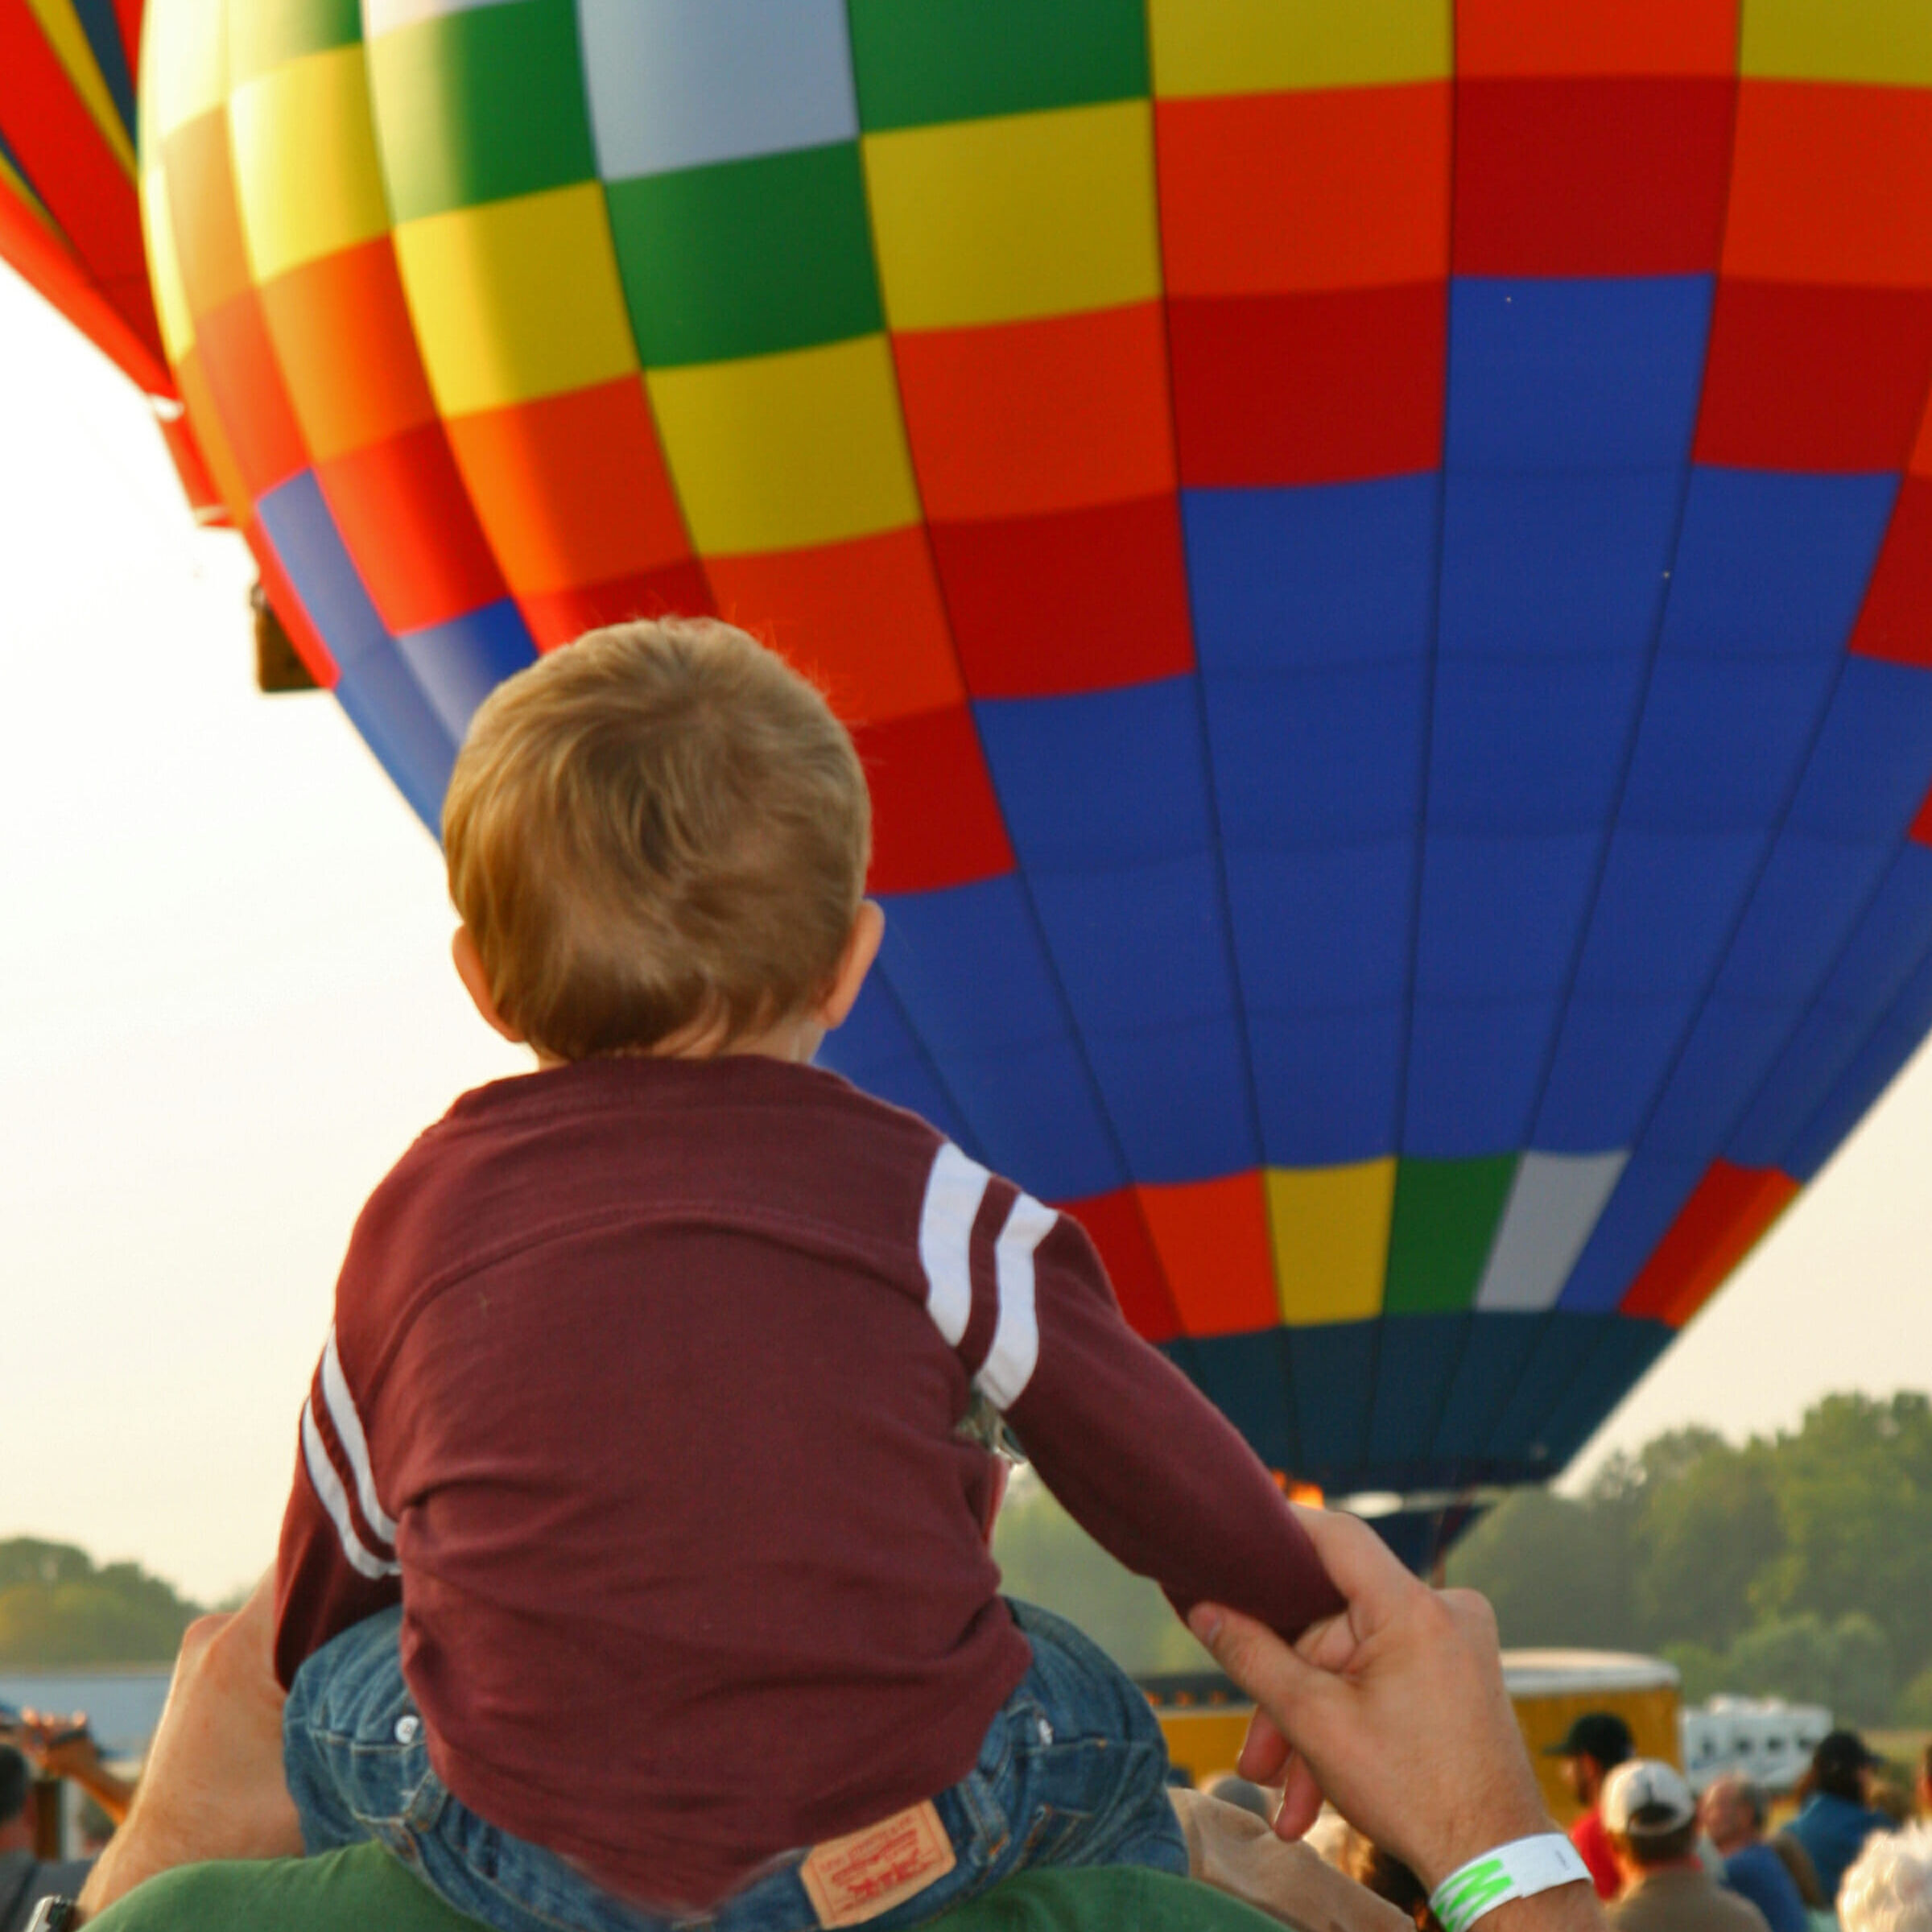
[138, 0, 1932, 1567]
[0, 0, 226, 517]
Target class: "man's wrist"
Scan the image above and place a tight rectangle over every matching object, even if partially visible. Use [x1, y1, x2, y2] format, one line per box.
[1460, 1880, 1606, 1932]
[1431, 1835, 1594, 1932]
[1414, 1802, 1557, 1895]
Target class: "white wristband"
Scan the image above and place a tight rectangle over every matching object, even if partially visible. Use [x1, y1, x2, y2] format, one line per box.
[1430, 1834, 1591, 1932]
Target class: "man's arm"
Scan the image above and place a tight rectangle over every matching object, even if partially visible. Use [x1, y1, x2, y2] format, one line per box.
[1189, 1505, 1605, 1932]
[76, 1572, 303, 1922]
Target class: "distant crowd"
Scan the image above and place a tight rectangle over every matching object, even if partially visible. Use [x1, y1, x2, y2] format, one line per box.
[19, 1680, 1928, 1932]
[1195, 1715, 1932, 1932]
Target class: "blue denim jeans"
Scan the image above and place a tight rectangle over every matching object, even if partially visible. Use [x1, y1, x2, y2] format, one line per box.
[283, 1600, 1187, 1932]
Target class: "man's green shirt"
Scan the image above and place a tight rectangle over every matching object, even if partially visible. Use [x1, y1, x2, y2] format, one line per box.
[88, 1844, 1275, 1932]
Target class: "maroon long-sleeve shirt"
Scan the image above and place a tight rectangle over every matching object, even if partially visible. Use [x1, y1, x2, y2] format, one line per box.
[277, 1055, 1340, 1909]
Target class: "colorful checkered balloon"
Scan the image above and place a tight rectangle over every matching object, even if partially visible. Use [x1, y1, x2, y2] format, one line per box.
[141, 0, 1932, 1564]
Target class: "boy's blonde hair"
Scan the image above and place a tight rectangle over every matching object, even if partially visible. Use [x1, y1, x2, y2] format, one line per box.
[444, 617, 871, 1061]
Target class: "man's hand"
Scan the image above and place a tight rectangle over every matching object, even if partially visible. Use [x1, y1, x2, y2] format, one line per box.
[77, 1570, 303, 1918]
[1187, 1505, 1551, 1893]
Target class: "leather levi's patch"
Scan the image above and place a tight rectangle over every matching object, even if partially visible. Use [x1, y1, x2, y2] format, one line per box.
[799, 1799, 958, 1928]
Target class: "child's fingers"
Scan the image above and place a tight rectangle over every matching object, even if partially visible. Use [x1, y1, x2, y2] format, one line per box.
[1273, 1753, 1324, 1843]
[1236, 1704, 1292, 1785]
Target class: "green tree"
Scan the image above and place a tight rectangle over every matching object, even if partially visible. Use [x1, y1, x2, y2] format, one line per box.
[1447, 1389, 1932, 1720]
[0, 1538, 200, 1666]
[1723, 1613, 1837, 1707]
[1721, 1612, 1897, 1728]
[1824, 1613, 1899, 1728]
[1446, 1486, 1636, 1649]
[1624, 1427, 1729, 1494]
[1661, 1641, 1727, 1706]
[1631, 1435, 1783, 1654]
[0, 1541, 94, 1593]
[1898, 1662, 1932, 1728]
[1751, 1393, 1932, 1683]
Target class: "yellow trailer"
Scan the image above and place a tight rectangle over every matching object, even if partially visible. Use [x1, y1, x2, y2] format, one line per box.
[1149, 1649, 1682, 1821]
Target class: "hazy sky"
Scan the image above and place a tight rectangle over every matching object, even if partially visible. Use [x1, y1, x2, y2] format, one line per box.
[2, 266, 1928, 1605]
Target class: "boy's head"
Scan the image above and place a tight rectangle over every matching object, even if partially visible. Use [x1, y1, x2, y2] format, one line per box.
[444, 617, 876, 1063]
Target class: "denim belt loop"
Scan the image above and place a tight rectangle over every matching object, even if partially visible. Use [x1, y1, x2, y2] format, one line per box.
[951, 1764, 1007, 1868]
[404, 1758, 449, 1834]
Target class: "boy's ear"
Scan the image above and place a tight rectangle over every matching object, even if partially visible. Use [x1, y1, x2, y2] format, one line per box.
[816, 900, 885, 1031]
[452, 927, 526, 1045]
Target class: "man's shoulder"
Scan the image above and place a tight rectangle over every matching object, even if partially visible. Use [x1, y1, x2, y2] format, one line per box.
[84, 1849, 1275, 1932]
[1569, 1807, 1620, 1895]
[1724, 1844, 1806, 1932]
[1571, 1809, 1610, 1852]
[932, 1867, 1281, 1930]
[1730, 1843, 1798, 1884]
[1618, 1869, 1771, 1932]
[1791, 1793, 1887, 1848]
[1715, 1876, 1776, 1932]
[1794, 1794, 1852, 1828]
[85, 1845, 466, 1932]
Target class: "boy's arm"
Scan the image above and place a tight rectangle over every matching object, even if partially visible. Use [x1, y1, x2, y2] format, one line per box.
[272, 1330, 402, 1690]
[980, 1204, 1346, 1639]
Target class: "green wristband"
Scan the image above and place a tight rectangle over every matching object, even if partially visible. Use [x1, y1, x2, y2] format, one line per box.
[1430, 1835, 1591, 1932]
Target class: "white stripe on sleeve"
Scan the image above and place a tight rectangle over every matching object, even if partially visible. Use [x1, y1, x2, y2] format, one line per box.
[320, 1324, 397, 1544]
[976, 1191, 1057, 1411]
[919, 1141, 992, 1348]
[300, 1397, 400, 1582]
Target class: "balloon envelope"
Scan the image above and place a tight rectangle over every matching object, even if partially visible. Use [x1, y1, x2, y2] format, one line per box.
[0, 0, 224, 514]
[0, 0, 152, 378]
[140, 0, 1932, 1561]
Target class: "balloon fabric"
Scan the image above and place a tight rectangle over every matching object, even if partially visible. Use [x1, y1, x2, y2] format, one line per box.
[0, 0, 153, 381]
[139, 0, 1932, 1565]
[0, 0, 223, 514]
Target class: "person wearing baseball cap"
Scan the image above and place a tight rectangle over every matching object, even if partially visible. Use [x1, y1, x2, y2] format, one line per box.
[1603, 1760, 1768, 1932]
[1546, 1712, 1634, 1901]
[1786, 1732, 1894, 1905]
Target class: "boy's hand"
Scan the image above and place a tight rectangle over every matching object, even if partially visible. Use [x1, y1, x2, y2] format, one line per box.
[1188, 1505, 1550, 1893]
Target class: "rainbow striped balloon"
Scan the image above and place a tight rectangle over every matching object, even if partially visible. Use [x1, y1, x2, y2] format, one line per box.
[142, 0, 1932, 1563]
[1, 0, 221, 513]
[1, 0, 152, 382]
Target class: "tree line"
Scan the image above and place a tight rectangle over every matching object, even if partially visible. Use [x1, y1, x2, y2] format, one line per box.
[7, 1388, 1928, 1714]
[0, 1538, 204, 1668]
[1446, 1390, 1932, 1728]
[993, 1389, 1932, 1727]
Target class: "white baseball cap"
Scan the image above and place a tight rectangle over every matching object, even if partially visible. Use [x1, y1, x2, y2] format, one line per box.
[1603, 1759, 1697, 1835]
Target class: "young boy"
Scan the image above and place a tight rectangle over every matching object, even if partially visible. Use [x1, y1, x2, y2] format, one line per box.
[274, 619, 1343, 1932]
